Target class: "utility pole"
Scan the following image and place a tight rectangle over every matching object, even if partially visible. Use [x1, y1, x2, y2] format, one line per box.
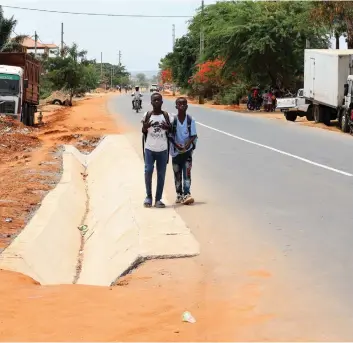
[199, 0, 205, 58]
[100, 52, 103, 82]
[111, 66, 113, 89]
[34, 31, 38, 58]
[172, 24, 176, 96]
[172, 24, 176, 48]
[61, 23, 64, 56]
[118, 50, 122, 66]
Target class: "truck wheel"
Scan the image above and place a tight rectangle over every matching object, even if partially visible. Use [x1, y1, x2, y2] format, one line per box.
[322, 108, 331, 126]
[29, 106, 35, 126]
[21, 103, 29, 126]
[313, 105, 322, 123]
[285, 111, 297, 122]
[341, 110, 349, 133]
[306, 107, 314, 121]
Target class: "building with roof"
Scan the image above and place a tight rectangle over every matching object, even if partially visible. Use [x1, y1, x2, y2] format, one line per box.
[19, 37, 59, 57]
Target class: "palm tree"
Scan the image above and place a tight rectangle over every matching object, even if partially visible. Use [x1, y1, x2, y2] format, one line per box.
[0, 6, 26, 52]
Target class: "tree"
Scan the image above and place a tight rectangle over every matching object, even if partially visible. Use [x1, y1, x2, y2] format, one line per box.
[0, 6, 26, 52]
[136, 73, 148, 88]
[159, 34, 198, 89]
[46, 43, 90, 104]
[161, 69, 173, 84]
[188, 1, 330, 90]
[311, 1, 353, 48]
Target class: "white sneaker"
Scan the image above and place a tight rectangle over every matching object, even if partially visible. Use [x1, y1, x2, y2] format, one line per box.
[176, 194, 184, 204]
[182, 194, 194, 205]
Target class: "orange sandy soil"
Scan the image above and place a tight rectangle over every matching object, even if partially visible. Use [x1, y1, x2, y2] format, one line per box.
[0, 94, 121, 250]
[162, 91, 345, 135]
[0, 93, 280, 342]
[0, 260, 275, 342]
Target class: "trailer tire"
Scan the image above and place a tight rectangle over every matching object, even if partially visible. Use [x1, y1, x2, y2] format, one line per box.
[322, 107, 331, 126]
[306, 107, 314, 121]
[314, 105, 323, 123]
[21, 103, 29, 126]
[28, 106, 35, 127]
[341, 110, 349, 133]
[285, 111, 297, 122]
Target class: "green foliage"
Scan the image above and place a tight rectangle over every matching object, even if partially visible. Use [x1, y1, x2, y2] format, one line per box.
[45, 43, 99, 102]
[135, 73, 148, 88]
[161, 1, 332, 99]
[0, 6, 26, 52]
[159, 34, 198, 89]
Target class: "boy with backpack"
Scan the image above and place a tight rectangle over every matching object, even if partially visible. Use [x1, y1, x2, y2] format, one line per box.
[142, 93, 173, 208]
[169, 97, 198, 205]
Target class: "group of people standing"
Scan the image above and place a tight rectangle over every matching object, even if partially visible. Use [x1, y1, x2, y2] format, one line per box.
[248, 87, 277, 112]
[141, 93, 198, 208]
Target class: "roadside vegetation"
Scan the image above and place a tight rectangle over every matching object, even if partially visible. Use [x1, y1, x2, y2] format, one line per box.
[159, 1, 353, 105]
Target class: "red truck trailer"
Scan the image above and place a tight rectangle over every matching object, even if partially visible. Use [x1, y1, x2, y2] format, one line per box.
[0, 53, 40, 126]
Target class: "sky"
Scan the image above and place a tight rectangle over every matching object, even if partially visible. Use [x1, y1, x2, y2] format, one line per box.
[5, 0, 348, 74]
[5, 0, 219, 73]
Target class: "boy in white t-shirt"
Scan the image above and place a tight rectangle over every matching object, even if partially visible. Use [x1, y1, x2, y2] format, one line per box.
[142, 93, 173, 208]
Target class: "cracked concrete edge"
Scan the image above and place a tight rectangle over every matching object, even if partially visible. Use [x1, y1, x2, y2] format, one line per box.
[0, 149, 86, 285]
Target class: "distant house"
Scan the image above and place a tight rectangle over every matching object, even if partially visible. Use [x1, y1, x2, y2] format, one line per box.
[18, 37, 59, 57]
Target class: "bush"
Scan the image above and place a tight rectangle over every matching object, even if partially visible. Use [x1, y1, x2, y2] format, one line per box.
[219, 83, 249, 105]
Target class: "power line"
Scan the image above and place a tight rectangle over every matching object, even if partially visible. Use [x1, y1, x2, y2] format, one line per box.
[2, 5, 192, 18]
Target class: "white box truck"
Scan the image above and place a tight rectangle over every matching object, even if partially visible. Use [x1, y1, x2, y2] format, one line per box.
[280, 49, 353, 132]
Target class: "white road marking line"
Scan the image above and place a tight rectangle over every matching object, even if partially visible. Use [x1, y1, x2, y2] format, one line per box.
[196, 121, 353, 177]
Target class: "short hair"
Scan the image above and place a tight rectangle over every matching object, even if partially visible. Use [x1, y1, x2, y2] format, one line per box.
[151, 92, 162, 100]
[176, 97, 187, 104]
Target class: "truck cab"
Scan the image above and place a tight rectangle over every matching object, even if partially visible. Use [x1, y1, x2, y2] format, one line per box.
[0, 65, 25, 118]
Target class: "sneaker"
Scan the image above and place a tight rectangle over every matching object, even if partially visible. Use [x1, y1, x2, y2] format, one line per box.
[182, 194, 194, 205]
[176, 194, 184, 204]
[155, 200, 166, 208]
[144, 197, 152, 208]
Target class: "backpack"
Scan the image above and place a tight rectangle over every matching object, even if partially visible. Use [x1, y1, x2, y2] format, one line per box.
[142, 111, 171, 163]
[171, 115, 197, 151]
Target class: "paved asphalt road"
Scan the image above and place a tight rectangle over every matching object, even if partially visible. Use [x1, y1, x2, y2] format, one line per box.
[108, 93, 353, 340]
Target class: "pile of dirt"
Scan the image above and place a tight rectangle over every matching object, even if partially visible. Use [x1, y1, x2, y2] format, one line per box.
[41, 91, 70, 105]
[0, 116, 40, 163]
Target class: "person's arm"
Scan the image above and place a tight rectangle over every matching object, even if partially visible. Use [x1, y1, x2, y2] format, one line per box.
[184, 118, 197, 149]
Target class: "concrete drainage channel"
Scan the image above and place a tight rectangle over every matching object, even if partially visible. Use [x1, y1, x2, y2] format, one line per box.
[0, 135, 200, 286]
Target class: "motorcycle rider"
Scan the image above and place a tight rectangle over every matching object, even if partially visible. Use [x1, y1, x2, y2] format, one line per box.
[132, 86, 143, 110]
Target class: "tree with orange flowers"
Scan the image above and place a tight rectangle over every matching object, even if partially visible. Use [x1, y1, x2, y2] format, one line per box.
[161, 69, 173, 84]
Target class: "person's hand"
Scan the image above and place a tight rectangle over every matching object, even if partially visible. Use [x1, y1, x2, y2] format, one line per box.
[184, 141, 191, 150]
[142, 120, 153, 131]
[175, 143, 185, 151]
[160, 121, 171, 131]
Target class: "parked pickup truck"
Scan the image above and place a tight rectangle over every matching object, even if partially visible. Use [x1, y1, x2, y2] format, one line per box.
[276, 88, 314, 122]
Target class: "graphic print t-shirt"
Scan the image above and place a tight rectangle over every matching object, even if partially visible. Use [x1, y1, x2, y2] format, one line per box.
[143, 112, 173, 152]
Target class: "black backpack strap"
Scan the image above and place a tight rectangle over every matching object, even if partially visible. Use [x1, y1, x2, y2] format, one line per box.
[186, 115, 197, 150]
[187, 115, 192, 136]
[142, 111, 152, 161]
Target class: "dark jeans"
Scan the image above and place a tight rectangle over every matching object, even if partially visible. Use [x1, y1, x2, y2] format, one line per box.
[172, 150, 193, 195]
[144, 149, 168, 201]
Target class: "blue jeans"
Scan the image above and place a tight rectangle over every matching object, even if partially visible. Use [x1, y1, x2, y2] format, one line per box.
[172, 150, 193, 195]
[144, 149, 168, 201]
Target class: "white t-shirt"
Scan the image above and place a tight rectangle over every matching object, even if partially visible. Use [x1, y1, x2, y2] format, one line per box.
[142, 112, 173, 152]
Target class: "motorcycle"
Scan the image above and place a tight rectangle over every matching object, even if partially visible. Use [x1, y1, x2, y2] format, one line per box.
[133, 98, 142, 113]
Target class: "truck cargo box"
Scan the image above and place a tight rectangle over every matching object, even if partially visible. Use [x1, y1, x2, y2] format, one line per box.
[0, 53, 40, 105]
[303, 49, 353, 108]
